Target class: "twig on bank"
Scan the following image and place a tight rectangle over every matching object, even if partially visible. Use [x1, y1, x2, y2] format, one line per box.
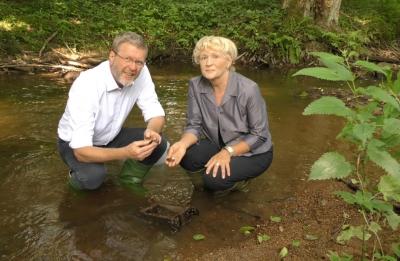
[39, 31, 59, 58]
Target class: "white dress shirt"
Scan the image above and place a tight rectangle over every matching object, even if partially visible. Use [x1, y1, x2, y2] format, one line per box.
[57, 61, 165, 149]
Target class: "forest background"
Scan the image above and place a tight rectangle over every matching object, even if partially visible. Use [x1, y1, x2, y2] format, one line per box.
[1, 0, 399, 68]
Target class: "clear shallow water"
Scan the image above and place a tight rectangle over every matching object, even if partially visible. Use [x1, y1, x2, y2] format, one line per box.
[0, 64, 343, 260]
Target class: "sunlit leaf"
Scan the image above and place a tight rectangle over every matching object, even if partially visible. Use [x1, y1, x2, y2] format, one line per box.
[257, 234, 271, 244]
[293, 67, 351, 81]
[357, 86, 400, 111]
[309, 152, 353, 180]
[385, 212, 400, 230]
[393, 71, 400, 94]
[270, 216, 282, 223]
[368, 222, 381, 234]
[279, 247, 288, 258]
[354, 60, 388, 78]
[309, 52, 345, 64]
[392, 242, 400, 257]
[193, 234, 205, 241]
[305, 234, 319, 241]
[239, 226, 255, 234]
[320, 57, 354, 81]
[303, 96, 354, 118]
[378, 175, 400, 202]
[367, 140, 400, 179]
[352, 123, 375, 147]
[382, 118, 400, 136]
[336, 225, 371, 244]
[292, 240, 301, 247]
[327, 251, 353, 261]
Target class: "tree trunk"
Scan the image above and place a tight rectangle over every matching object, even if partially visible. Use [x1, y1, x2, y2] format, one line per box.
[282, 0, 342, 28]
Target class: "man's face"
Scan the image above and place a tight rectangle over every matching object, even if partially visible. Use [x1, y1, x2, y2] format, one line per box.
[109, 42, 147, 87]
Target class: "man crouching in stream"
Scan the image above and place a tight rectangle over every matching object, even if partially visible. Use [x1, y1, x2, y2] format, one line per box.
[57, 32, 168, 194]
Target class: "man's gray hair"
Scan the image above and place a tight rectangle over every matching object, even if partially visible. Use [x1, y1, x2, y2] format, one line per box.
[111, 32, 148, 52]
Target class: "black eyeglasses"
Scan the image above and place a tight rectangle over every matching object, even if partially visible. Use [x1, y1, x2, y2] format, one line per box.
[112, 50, 146, 67]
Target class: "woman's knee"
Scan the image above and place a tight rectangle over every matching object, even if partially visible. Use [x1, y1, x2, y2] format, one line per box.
[202, 174, 234, 191]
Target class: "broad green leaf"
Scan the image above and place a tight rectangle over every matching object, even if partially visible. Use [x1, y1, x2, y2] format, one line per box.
[292, 240, 301, 247]
[320, 57, 354, 81]
[378, 175, 400, 202]
[368, 221, 381, 234]
[257, 234, 271, 243]
[335, 191, 388, 213]
[352, 123, 375, 147]
[293, 67, 351, 81]
[309, 152, 353, 180]
[383, 118, 400, 136]
[357, 86, 400, 111]
[392, 242, 400, 257]
[367, 140, 400, 179]
[239, 226, 255, 234]
[270, 216, 282, 222]
[393, 71, 400, 94]
[193, 234, 205, 241]
[327, 251, 353, 261]
[303, 96, 354, 118]
[385, 212, 400, 230]
[279, 247, 288, 258]
[305, 234, 319, 241]
[310, 52, 345, 64]
[336, 225, 371, 244]
[354, 60, 388, 78]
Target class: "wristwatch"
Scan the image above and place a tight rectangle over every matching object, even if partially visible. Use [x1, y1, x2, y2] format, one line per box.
[223, 145, 235, 157]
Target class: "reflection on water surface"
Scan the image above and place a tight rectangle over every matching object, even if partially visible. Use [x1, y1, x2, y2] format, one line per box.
[0, 64, 343, 260]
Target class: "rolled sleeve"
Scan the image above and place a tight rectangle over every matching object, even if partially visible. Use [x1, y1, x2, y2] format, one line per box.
[241, 85, 269, 151]
[136, 67, 165, 122]
[184, 81, 203, 139]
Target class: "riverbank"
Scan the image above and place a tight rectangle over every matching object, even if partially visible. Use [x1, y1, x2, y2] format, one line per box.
[1, 0, 400, 74]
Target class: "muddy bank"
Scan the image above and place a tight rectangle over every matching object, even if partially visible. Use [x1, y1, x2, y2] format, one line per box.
[177, 179, 397, 260]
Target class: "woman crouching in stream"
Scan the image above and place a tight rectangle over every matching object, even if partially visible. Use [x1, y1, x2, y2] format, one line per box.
[165, 36, 273, 196]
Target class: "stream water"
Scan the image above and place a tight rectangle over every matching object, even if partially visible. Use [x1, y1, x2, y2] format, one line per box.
[0, 63, 343, 260]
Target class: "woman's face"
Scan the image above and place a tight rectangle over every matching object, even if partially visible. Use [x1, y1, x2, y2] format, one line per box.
[198, 48, 232, 82]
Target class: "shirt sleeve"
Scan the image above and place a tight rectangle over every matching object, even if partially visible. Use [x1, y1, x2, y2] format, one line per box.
[67, 76, 98, 149]
[136, 66, 165, 122]
[242, 84, 270, 151]
[184, 80, 203, 139]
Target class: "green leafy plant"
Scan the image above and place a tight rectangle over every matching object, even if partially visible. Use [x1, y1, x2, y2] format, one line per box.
[293, 51, 400, 259]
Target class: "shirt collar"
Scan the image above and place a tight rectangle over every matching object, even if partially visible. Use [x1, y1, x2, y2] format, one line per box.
[199, 71, 239, 97]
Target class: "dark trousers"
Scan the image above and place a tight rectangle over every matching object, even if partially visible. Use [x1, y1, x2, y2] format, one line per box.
[180, 139, 273, 191]
[57, 128, 168, 190]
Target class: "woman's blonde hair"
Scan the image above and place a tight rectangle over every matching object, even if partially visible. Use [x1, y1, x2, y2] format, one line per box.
[192, 36, 238, 67]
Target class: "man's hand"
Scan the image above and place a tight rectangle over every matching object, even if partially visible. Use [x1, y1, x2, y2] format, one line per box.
[144, 128, 162, 144]
[165, 141, 187, 167]
[125, 139, 158, 161]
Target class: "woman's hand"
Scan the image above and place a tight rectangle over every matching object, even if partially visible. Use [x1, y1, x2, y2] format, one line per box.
[165, 141, 187, 167]
[205, 149, 231, 179]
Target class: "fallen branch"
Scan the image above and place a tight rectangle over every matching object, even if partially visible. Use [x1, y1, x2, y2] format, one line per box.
[39, 31, 58, 58]
[0, 63, 84, 71]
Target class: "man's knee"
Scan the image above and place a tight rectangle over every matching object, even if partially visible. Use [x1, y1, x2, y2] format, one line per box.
[70, 165, 106, 190]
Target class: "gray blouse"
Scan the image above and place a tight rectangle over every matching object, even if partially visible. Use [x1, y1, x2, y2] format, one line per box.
[184, 71, 272, 156]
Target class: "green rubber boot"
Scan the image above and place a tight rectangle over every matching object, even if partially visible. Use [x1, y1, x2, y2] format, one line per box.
[119, 159, 152, 197]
